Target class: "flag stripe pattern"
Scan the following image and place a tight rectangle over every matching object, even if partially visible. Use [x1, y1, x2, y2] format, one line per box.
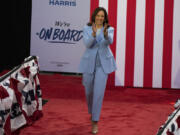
[124, 0, 137, 87]
[162, 0, 174, 88]
[153, 0, 164, 88]
[143, 0, 155, 87]
[134, 0, 146, 87]
[107, 0, 118, 87]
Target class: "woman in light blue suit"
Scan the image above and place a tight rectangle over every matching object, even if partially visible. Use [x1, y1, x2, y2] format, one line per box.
[79, 7, 116, 134]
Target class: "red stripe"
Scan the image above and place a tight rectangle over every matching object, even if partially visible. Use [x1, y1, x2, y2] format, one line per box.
[90, 0, 99, 21]
[143, 0, 155, 87]
[107, 0, 118, 88]
[162, 0, 174, 88]
[124, 0, 136, 87]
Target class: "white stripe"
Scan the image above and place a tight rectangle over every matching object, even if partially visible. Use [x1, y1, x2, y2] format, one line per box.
[171, 0, 180, 89]
[133, 0, 146, 87]
[99, 0, 109, 12]
[115, 0, 127, 86]
[152, 0, 164, 88]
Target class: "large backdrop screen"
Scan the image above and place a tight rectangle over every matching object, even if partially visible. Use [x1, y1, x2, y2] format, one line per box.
[30, 0, 90, 73]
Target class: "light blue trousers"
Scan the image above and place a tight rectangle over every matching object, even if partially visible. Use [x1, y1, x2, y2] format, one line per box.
[82, 65, 108, 121]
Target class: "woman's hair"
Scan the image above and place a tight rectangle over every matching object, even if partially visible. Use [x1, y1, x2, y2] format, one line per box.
[87, 7, 110, 27]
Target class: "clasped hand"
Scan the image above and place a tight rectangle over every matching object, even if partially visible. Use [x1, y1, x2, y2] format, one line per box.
[92, 23, 108, 38]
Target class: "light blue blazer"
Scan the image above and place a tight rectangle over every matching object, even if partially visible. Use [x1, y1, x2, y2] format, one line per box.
[79, 25, 117, 74]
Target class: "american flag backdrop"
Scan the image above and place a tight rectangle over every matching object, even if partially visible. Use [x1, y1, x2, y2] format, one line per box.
[90, 0, 180, 89]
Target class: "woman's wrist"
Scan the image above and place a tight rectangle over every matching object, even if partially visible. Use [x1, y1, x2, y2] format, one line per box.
[104, 32, 108, 39]
[92, 32, 96, 37]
